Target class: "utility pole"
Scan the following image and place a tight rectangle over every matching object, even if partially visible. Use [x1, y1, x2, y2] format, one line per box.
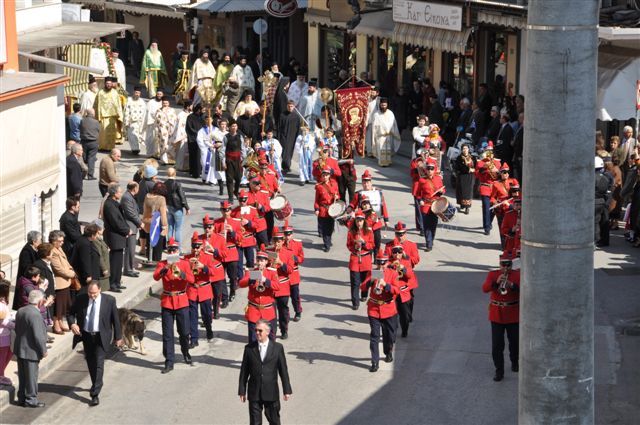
[519, 1, 599, 424]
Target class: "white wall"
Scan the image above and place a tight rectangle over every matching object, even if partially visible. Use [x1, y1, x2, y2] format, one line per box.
[124, 14, 150, 46]
[15, 1, 62, 33]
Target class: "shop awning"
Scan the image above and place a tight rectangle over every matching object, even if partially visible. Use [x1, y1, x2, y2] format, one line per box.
[304, 10, 346, 29]
[597, 46, 640, 121]
[18, 21, 133, 54]
[477, 11, 526, 29]
[349, 10, 394, 39]
[68, 0, 188, 19]
[393, 23, 473, 55]
[194, 0, 308, 12]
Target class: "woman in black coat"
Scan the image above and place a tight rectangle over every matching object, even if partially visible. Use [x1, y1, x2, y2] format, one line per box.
[71, 225, 101, 287]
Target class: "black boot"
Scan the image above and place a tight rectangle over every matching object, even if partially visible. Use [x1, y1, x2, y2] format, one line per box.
[511, 363, 519, 372]
[369, 362, 379, 372]
[218, 180, 224, 196]
[493, 369, 504, 382]
[183, 352, 192, 365]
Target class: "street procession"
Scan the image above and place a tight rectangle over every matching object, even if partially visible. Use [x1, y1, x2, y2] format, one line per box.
[1, 0, 639, 424]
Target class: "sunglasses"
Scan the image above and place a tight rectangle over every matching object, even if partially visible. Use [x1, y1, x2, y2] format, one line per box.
[191, 244, 202, 249]
[501, 170, 509, 174]
[239, 197, 248, 201]
[392, 248, 403, 254]
[255, 329, 267, 333]
[426, 166, 435, 170]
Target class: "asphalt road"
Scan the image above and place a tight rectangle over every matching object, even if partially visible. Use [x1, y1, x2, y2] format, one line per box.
[2, 145, 638, 425]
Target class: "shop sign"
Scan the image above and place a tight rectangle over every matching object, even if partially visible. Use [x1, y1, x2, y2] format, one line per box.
[264, 0, 298, 18]
[393, 0, 462, 32]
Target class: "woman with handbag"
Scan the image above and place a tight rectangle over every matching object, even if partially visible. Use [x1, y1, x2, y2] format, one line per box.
[49, 230, 76, 334]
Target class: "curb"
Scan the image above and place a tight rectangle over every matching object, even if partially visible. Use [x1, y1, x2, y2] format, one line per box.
[0, 277, 162, 411]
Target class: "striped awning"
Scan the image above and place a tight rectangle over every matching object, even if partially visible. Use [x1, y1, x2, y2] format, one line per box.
[392, 23, 473, 55]
[62, 43, 94, 99]
[194, 0, 308, 12]
[304, 10, 346, 30]
[477, 11, 526, 29]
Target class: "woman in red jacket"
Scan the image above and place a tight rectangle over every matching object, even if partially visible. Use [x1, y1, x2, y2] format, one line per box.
[314, 168, 340, 252]
[346, 211, 375, 310]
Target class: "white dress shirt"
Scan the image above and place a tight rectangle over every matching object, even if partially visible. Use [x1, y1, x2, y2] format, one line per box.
[84, 294, 102, 333]
[258, 340, 269, 362]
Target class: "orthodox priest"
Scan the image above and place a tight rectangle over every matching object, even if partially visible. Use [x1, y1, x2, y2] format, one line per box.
[213, 53, 234, 106]
[277, 100, 301, 174]
[371, 98, 401, 167]
[173, 51, 191, 104]
[189, 49, 217, 109]
[94, 76, 124, 151]
[140, 40, 169, 98]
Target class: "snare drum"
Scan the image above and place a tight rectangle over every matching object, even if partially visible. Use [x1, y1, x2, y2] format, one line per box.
[327, 200, 346, 219]
[270, 195, 293, 221]
[431, 197, 457, 222]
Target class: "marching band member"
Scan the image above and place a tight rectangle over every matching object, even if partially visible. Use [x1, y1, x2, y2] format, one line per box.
[283, 224, 305, 322]
[257, 160, 281, 240]
[410, 150, 427, 235]
[490, 164, 520, 246]
[312, 142, 341, 185]
[294, 125, 316, 186]
[384, 221, 420, 268]
[153, 237, 194, 374]
[358, 197, 385, 254]
[184, 232, 215, 347]
[482, 255, 520, 382]
[389, 244, 418, 338]
[246, 179, 270, 247]
[214, 201, 243, 306]
[238, 250, 280, 342]
[411, 114, 430, 158]
[200, 214, 228, 319]
[476, 142, 502, 235]
[361, 250, 400, 372]
[346, 211, 375, 310]
[500, 197, 522, 258]
[267, 229, 295, 339]
[416, 157, 446, 252]
[348, 170, 390, 252]
[314, 168, 340, 252]
[231, 190, 259, 280]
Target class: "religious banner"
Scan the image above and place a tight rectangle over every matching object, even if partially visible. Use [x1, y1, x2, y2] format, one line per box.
[336, 86, 371, 158]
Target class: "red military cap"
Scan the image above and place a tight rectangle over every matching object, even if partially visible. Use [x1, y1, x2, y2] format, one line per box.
[354, 210, 365, 219]
[361, 169, 373, 180]
[202, 214, 214, 225]
[258, 159, 269, 167]
[283, 221, 294, 233]
[375, 249, 389, 261]
[167, 237, 180, 247]
[220, 200, 232, 210]
[390, 243, 404, 253]
[359, 195, 370, 205]
[509, 184, 520, 194]
[500, 162, 510, 171]
[256, 250, 269, 260]
[191, 232, 202, 244]
[499, 253, 513, 264]
[238, 189, 248, 198]
[321, 168, 331, 174]
[426, 157, 438, 167]
[394, 221, 407, 232]
[272, 226, 283, 239]
[486, 141, 494, 150]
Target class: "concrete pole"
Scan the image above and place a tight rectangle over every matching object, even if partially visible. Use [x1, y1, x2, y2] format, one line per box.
[519, 1, 599, 424]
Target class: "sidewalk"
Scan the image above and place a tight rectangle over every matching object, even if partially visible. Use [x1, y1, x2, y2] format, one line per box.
[0, 148, 160, 411]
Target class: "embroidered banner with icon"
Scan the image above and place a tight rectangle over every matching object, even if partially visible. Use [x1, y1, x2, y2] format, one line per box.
[335, 86, 371, 158]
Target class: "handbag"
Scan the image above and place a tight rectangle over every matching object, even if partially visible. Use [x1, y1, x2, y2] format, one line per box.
[70, 275, 81, 291]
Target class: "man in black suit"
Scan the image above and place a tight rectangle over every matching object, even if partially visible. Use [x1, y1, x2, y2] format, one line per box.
[71, 224, 101, 287]
[67, 143, 85, 198]
[102, 184, 131, 292]
[239, 319, 292, 425]
[68, 281, 122, 406]
[59, 197, 82, 257]
[494, 112, 515, 167]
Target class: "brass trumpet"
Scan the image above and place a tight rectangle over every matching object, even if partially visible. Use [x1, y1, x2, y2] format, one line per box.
[190, 258, 200, 274]
[256, 280, 266, 293]
[171, 264, 182, 278]
[374, 279, 385, 295]
[497, 269, 510, 295]
[392, 260, 406, 279]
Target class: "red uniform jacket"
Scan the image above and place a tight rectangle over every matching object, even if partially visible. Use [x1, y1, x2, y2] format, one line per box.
[231, 205, 259, 247]
[349, 189, 390, 223]
[346, 229, 375, 272]
[238, 267, 280, 322]
[213, 217, 242, 262]
[482, 269, 520, 324]
[475, 158, 501, 197]
[284, 239, 304, 285]
[391, 258, 418, 303]
[200, 232, 229, 275]
[363, 210, 383, 231]
[183, 252, 215, 302]
[384, 238, 420, 267]
[416, 175, 445, 214]
[247, 189, 272, 222]
[410, 159, 424, 197]
[490, 178, 519, 216]
[257, 172, 280, 197]
[314, 180, 339, 218]
[268, 247, 294, 297]
[312, 157, 342, 183]
[154, 259, 195, 310]
[360, 267, 400, 319]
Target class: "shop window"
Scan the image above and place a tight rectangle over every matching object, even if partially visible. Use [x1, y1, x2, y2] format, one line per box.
[204, 24, 226, 50]
[320, 28, 354, 88]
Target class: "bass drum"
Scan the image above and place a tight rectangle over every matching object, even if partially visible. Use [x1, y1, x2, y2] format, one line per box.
[270, 195, 293, 221]
[327, 200, 346, 219]
[431, 197, 456, 222]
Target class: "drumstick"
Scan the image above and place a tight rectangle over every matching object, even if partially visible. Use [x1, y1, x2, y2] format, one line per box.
[489, 198, 513, 211]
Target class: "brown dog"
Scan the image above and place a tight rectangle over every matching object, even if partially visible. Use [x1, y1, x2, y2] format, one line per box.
[118, 308, 147, 355]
